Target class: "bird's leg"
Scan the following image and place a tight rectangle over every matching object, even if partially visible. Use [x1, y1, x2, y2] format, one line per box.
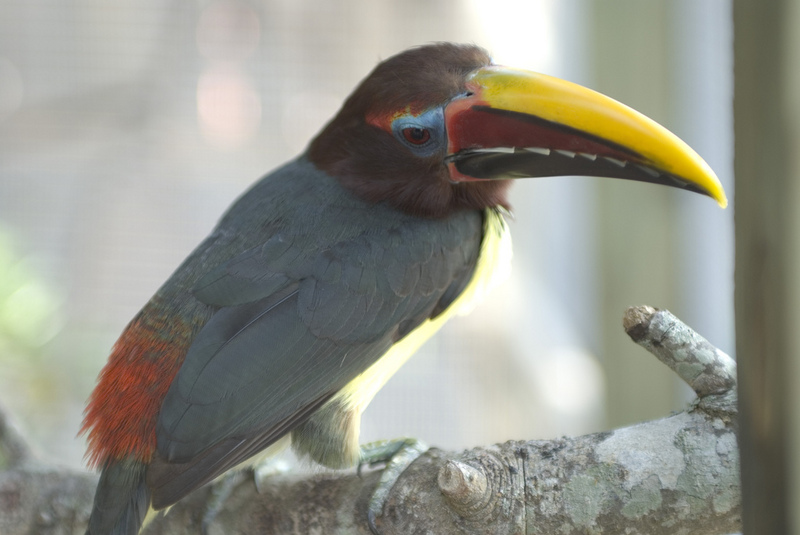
[202, 437, 292, 534]
[291, 401, 429, 532]
[201, 470, 247, 535]
[252, 456, 292, 493]
[360, 438, 429, 534]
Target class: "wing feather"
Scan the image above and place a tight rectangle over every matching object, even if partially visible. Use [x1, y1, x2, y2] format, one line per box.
[148, 160, 486, 508]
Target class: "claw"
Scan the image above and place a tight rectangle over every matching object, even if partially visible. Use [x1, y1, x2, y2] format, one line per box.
[359, 438, 429, 534]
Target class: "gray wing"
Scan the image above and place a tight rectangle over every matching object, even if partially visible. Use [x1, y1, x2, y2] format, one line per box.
[147, 201, 483, 508]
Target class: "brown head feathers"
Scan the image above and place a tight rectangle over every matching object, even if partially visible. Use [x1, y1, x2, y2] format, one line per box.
[308, 43, 511, 218]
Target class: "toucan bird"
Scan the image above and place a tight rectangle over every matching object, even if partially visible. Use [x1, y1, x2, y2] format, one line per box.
[82, 43, 726, 535]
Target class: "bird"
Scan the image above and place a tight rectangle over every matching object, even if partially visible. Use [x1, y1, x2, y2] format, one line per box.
[81, 42, 726, 534]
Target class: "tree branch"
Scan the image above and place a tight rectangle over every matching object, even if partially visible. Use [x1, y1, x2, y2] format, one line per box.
[0, 306, 741, 535]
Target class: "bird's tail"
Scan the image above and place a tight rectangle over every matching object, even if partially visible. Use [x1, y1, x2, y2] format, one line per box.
[85, 458, 151, 535]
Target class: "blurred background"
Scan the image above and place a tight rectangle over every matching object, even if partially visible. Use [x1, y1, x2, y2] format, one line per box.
[0, 0, 733, 471]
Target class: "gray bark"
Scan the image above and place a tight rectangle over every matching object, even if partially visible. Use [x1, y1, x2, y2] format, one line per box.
[0, 306, 740, 534]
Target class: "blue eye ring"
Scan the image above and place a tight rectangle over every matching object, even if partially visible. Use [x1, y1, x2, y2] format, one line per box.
[391, 107, 445, 157]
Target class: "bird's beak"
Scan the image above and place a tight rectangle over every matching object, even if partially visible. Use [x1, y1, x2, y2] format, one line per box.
[444, 65, 727, 208]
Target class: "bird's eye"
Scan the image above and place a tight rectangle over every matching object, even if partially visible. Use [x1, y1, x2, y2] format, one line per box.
[391, 107, 443, 155]
[402, 127, 431, 145]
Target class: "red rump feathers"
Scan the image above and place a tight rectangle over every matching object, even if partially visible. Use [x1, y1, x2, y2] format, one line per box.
[81, 310, 196, 467]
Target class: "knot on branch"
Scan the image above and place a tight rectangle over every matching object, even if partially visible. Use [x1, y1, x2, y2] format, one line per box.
[438, 460, 490, 518]
[435, 448, 524, 528]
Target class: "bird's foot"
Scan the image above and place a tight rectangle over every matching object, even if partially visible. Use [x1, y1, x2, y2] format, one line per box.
[253, 457, 292, 493]
[201, 470, 247, 535]
[359, 438, 428, 535]
[201, 457, 291, 534]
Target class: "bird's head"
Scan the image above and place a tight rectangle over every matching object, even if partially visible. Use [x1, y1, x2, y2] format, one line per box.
[308, 43, 727, 218]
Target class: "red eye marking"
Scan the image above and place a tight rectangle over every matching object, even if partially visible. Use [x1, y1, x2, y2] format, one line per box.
[402, 127, 430, 145]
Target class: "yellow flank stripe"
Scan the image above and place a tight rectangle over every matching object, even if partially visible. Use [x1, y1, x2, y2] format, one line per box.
[333, 209, 512, 421]
[143, 505, 161, 528]
[470, 66, 727, 208]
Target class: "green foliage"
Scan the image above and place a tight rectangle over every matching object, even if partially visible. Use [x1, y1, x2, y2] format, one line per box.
[0, 227, 76, 465]
[0, 230, 62, 355]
